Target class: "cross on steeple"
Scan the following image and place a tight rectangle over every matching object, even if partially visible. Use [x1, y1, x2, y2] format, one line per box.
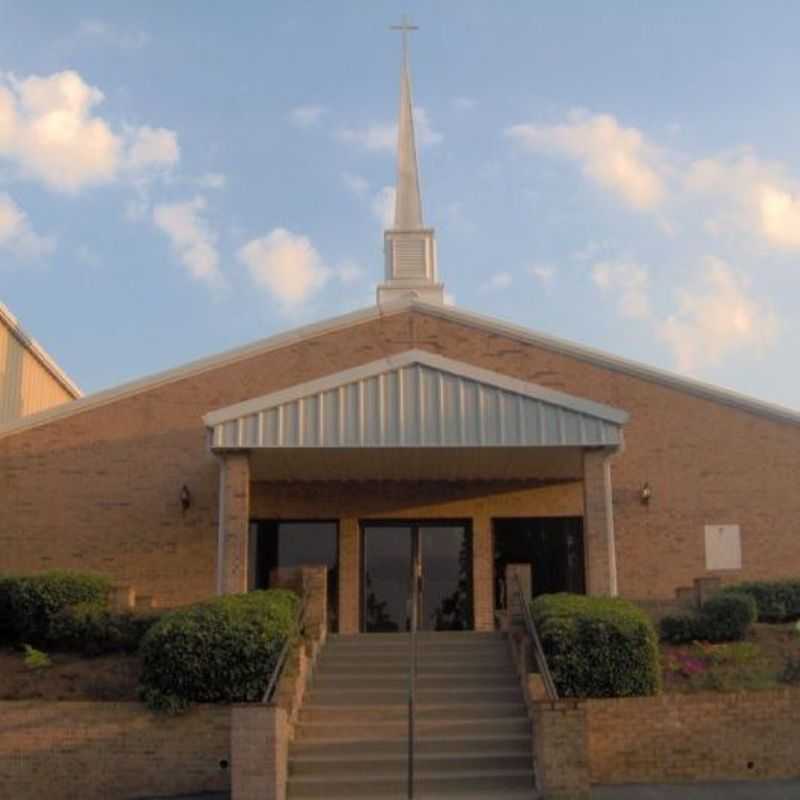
[390, 16, 418, 65]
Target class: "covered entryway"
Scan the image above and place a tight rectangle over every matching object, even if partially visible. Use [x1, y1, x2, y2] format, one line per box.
[204, 349, 628, 632]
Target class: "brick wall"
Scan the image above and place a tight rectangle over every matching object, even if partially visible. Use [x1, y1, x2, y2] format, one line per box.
[2, 308, 800, 605]
[0, 701, 230, 800]
[586, 689, 800, 783]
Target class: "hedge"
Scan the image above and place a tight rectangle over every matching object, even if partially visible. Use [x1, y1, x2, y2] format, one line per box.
[139, 589, 299, 712]
[531, 593, 661, 698]
[0, 571, 112, 644]
[722, 580, 800, 623]
[660, 592, 757, 644]
[49, 603, 161, 656]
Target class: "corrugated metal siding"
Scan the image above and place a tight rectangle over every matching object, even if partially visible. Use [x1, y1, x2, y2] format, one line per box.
[0, 318, 73, 425]
[211, 362, 621, 449]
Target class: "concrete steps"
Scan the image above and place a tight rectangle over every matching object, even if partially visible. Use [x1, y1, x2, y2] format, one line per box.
[288, 632, 536, 799]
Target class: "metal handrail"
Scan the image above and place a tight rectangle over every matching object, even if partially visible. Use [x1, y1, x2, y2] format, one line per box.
[513, 573, 559, 701]
[262, 590, 309, 704]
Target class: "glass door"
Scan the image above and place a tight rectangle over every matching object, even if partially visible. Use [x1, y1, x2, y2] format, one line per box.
[361, 521, 473, 633]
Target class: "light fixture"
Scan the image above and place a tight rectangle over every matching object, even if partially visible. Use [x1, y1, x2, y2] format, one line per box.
[640, 482, 652, 505]
[180, 484, 191, 512]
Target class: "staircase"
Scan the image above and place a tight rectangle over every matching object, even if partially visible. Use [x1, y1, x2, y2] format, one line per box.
[288, 631, 536, 799]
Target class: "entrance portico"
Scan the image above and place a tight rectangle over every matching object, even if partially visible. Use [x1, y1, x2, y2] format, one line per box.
[205, 349, 628, 632]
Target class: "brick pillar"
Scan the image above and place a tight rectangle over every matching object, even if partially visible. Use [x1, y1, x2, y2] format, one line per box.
[220, 452, 251, 595]
[582, 449, 618, 597]
[231, 704, 287, 800]
[472, 514, 494, 631]
[532, 701, 590, 799]
[338, 517, 360, 633]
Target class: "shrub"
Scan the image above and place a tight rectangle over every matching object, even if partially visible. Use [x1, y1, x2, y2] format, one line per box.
[139, 589, 298, 712]
[660, 592, 756, 644]
[700, 593, 757, 642]
[780, 655, 800, 685]
[49, 603, 161, 656]
[531, 593, 661, 698]
[0, 571, 112, 644]
[23, 645, 51, 670]
[722, 580, 800, 623]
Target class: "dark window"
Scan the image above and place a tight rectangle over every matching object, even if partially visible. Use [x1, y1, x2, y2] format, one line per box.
[250, 520, 339, 632]
[493, 517, 585, 608]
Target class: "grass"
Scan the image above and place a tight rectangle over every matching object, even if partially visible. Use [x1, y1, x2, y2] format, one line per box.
[661, 622, 800, 693]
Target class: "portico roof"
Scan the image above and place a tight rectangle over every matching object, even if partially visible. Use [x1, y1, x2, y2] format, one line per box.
[204, 349, 628, 452]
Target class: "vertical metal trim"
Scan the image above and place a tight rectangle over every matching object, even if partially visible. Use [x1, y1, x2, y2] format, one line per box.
[398, 368, 405, 445]
[517, 395, 526, 443]
[497, 389, 505, 445]
[257, 411, 264, 446]
[297, 398, 304, 447]
[378, 374, 386, 445]
[277, 405, 284, 447]
[457, 379, 465, 443]
[236, 417, 244, 448]
[537, 402, 546, 445]
[437, 372, 445, 445]
[557, 407, 566, 444]
[317, 392, 325, 446]
[415, 365, 424, 445]
[578, 414, 587, 445]
[478, 386, 485, 445]
[357, 380, 365, 445]
[338, 386, 346, 446]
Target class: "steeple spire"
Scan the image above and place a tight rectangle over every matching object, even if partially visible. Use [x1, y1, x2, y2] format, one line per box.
[377, 18, 444, 307]
[393, 20, 423, 229]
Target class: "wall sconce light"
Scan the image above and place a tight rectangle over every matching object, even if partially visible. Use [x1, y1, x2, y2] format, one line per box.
[180, 485, 191, 512]
[640, 482, 652, 505]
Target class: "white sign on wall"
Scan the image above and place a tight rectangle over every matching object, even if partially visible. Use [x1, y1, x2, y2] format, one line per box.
[704, 524, 742, 571]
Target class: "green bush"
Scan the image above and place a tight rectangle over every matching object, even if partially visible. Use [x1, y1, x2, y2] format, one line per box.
[531, 593, 661, 698]
[660, 592, 757, 644]
[49, 603, 161, 656]
[660, 613, 701, 644]
[722, 580, 800, 623]
[139, 589, 298, 712]
[700, 593, 757, 642]
[0, 571, 112, 644]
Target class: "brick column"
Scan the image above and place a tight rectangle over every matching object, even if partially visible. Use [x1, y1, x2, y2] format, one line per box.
[582, 449, 618, 596]
[231, 704, 287, 800]
[472, 513, 494, 631]
[532, 701, 590, 799]
[338, 517, 360, 633]
[219, 451, 251, 595]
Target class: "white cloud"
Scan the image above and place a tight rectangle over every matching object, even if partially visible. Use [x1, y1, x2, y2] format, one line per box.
[452, 96, 476, 112]
[592, 260, 651, 319]
[659, 257, 778, 373]
[238, 228, 329, 310]
[0, 193, 54, 258]
[687, 151, 800, 251]
[125, 125, 179, 171]
[335, 261, 364, 284]
[338, 106, 442, 152]
[77, 20, 150, 50]
[372, 186, 395, 229]
[195, 172, 227, 190]
[480, 272, 512, 291]
[0, 70, 179, 193]
[289, 104, 326, 128]
[507, 112, 666, 211]
[529, 264, 555, 287]
[342, 172, 369, 197]
[153, 196, 223, 287]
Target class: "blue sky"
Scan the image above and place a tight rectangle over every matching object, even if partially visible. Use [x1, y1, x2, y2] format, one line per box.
[2, 2, 800, 408]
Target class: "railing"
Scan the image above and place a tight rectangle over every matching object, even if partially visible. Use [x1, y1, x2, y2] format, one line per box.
[513, 572, 559, 701]
[262, 590, 309, 704]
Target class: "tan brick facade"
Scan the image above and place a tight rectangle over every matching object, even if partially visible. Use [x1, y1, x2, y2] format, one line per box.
[0, 701, 230, 800]
[2, 308, 800, 611]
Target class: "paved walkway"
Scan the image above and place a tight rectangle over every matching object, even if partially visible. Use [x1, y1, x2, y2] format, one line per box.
[593, 780, 800, 799]
[144, 780, 800, 800]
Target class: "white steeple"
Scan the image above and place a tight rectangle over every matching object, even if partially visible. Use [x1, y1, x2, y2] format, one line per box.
[377, 18, 444, 306]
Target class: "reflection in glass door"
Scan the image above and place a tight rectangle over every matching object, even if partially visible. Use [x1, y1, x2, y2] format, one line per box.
[361, 521, 473, 633]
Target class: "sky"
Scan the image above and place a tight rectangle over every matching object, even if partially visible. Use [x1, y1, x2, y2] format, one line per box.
[1, 2, 800, 409]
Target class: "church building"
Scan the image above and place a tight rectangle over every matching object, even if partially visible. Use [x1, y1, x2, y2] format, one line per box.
[2, 44, 799, 635]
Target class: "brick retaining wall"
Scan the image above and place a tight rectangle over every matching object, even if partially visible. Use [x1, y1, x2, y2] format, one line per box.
[0, 701, 230, 800]
[586, 689, 800, 784]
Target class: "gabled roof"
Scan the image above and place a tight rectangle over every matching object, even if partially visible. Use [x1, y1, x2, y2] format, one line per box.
[0, 301, 81, 399]
[204, 350, 627, 450]
[1, 297, 799, 441]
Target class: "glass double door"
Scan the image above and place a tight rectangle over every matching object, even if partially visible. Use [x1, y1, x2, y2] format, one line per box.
[362, 521, 473, 633]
